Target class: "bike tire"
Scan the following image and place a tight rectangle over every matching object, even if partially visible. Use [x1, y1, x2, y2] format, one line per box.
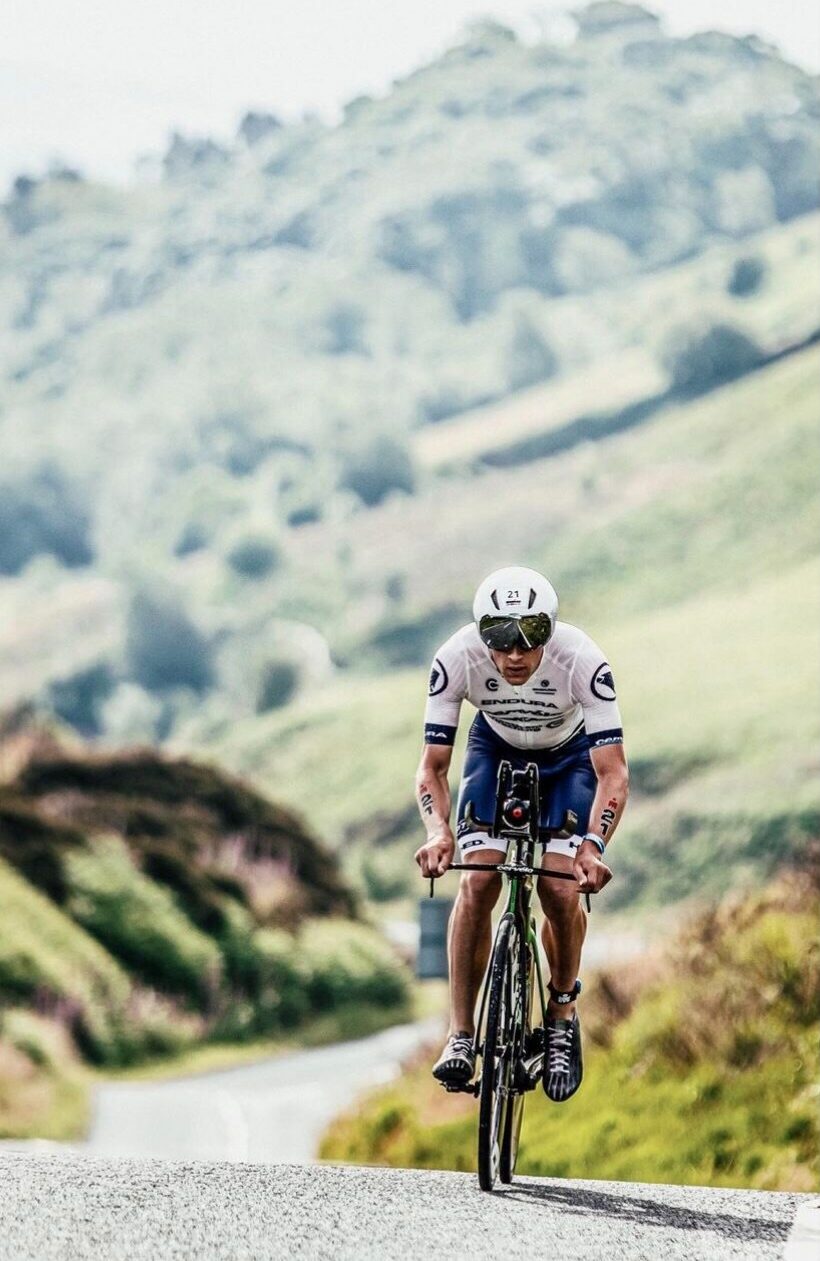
[499, 938, 533, 1183]
[477, 914, 518, 1191]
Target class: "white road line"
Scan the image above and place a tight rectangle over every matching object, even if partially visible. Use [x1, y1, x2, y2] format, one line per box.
[783, 1198, 820, 1261]
[215, 1090, 249, 1163]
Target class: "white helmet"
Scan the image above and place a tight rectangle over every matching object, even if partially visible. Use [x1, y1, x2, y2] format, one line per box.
[473, 566, 558, 650]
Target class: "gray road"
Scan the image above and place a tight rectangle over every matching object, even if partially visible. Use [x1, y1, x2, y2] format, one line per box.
[0, 1154, 812, 1261]
[86, 1018, 443, 1164]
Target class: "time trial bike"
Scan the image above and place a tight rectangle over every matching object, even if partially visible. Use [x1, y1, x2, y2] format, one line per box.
[427, 758, 590, 1191]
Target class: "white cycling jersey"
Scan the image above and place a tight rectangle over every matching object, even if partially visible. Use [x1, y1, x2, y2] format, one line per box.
[424, 622, 623, 751]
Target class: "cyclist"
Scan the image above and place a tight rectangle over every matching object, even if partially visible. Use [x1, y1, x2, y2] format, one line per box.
[414, 565, 628, 1102]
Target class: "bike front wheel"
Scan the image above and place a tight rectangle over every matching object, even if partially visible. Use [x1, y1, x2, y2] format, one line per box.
[477, 913, 521, 1191]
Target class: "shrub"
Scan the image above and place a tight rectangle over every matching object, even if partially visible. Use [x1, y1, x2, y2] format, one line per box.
[0, 856, 130, 1062]
[65, 835, 223, 1006]
[125, 589, 213, 693]
[227, 534, 281, 579]
[339, 437, 416, 507]
[728, 255, 767, 297]
[251, 928, 310, 1030]
[297, 919, 409, 1012]
[661, 322, 765, 397]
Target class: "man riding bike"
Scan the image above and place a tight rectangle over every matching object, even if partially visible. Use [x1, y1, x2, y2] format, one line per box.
[414, 565, 628, 1103]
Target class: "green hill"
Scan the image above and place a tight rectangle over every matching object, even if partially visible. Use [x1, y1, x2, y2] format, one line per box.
[320, 864, 820, 1192]
[0, 4, 816, 919]
[0, 713, 409, 1138]
[194, 343, 820, 906]
[0, 4, 818, 750]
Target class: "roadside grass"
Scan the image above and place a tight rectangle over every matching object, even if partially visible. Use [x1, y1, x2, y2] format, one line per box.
[320, 872, 820, 1192]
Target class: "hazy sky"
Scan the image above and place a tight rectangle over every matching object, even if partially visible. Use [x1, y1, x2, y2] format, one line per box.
[2, 1, 818, 189]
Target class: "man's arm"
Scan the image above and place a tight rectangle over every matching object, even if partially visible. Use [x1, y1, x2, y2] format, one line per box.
[573, 742, 629, 893]
[413, 742, 456, 877]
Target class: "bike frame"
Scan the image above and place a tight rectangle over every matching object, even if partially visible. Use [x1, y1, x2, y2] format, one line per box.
[469, 832, 551, 1067]
[429, 759, 586, 1092]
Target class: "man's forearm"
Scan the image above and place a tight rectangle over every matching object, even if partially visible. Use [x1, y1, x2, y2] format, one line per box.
[586, 775, 628, 847]
[416, 769, 453, 840]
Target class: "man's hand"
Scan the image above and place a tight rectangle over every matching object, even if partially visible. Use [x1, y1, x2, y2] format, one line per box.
[415, 831, 456, 878]
[573, 840, 613, 894]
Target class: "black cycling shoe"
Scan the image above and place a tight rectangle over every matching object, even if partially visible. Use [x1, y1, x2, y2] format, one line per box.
[432, 1032, 476, 1084]
[543, 1013, 583, 1102]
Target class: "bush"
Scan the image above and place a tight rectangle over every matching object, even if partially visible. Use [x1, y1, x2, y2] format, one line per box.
[0, 856, 130, 1062]
[728, 255, 767, 297]
[65, 835, 223, 1006]
[251, 928, 310, 1030]
[227, 534, 281, 579]
[339, 437, 416, 507]
[125, 589, 213, 693]
[662, 322, 765, 397]
[297, 919, 409, 1013]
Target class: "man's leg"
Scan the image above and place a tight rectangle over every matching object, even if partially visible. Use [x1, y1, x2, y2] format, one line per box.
[447, 848, 505, 1034]
[538, 850, 587, 1101]
[538, 853, 587, 1019]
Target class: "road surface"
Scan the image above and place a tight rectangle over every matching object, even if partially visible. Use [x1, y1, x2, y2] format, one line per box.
[0, 1154, 813, 1261]
[86, 1018, 442, 1163]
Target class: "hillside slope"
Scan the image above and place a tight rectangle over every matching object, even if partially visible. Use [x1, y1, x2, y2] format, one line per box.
[194, 344, 820, 906]
[0, 5, 817, 746]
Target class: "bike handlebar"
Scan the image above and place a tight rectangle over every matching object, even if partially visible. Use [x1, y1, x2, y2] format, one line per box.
[426, 861, 596, 908]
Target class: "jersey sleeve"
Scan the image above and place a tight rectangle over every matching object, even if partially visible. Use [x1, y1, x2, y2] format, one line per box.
[570, 634, 624, 748]
[423, 637, 467, 745]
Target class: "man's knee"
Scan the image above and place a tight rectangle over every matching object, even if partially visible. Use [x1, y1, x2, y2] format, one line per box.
[538, 879, 582, 923]
[457, 868, 502, 917]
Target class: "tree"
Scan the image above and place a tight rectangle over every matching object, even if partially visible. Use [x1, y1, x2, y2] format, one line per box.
[339, 437, 416, 507]
[126, 590, 213, 693]
[728, 255, 767, 298]
[227, 535, 281, 579]
[662, 322, 765, 397]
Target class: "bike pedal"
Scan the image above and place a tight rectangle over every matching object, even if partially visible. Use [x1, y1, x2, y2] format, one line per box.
[440, 1080, 480, 1096]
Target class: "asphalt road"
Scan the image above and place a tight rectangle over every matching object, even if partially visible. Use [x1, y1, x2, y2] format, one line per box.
[0, 1154, 812, 1261]
[86, 1018, 443, 1163]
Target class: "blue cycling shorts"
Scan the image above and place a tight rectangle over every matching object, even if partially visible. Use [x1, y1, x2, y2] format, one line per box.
[456, 713, 597, 856]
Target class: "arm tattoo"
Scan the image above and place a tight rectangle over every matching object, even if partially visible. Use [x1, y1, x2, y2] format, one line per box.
[599, 797, 618, 837]
[418, 782, 434, 816]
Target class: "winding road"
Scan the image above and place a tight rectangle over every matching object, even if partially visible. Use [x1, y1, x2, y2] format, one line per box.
[86, 1018, 443, 1164]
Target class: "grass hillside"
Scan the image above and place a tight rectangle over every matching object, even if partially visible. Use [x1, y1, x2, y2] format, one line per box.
[0, 714, 410, 1138]
[0, 5, 817, 753]
[193, 343, 820, 906]
[321, 864, 820, 1192]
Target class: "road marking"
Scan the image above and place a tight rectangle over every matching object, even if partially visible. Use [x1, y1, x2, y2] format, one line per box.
[783, 1198, 820, 1261]
[215, 1090, 249, 1162]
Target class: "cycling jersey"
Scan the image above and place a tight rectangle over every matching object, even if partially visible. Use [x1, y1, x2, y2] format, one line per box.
[424, 622, 623, 752]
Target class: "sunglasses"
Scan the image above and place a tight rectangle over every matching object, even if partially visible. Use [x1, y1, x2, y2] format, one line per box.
[478, 613, 553, 652]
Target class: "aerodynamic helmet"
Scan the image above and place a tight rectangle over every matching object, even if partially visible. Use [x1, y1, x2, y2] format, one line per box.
[473, 565, 559, 651]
